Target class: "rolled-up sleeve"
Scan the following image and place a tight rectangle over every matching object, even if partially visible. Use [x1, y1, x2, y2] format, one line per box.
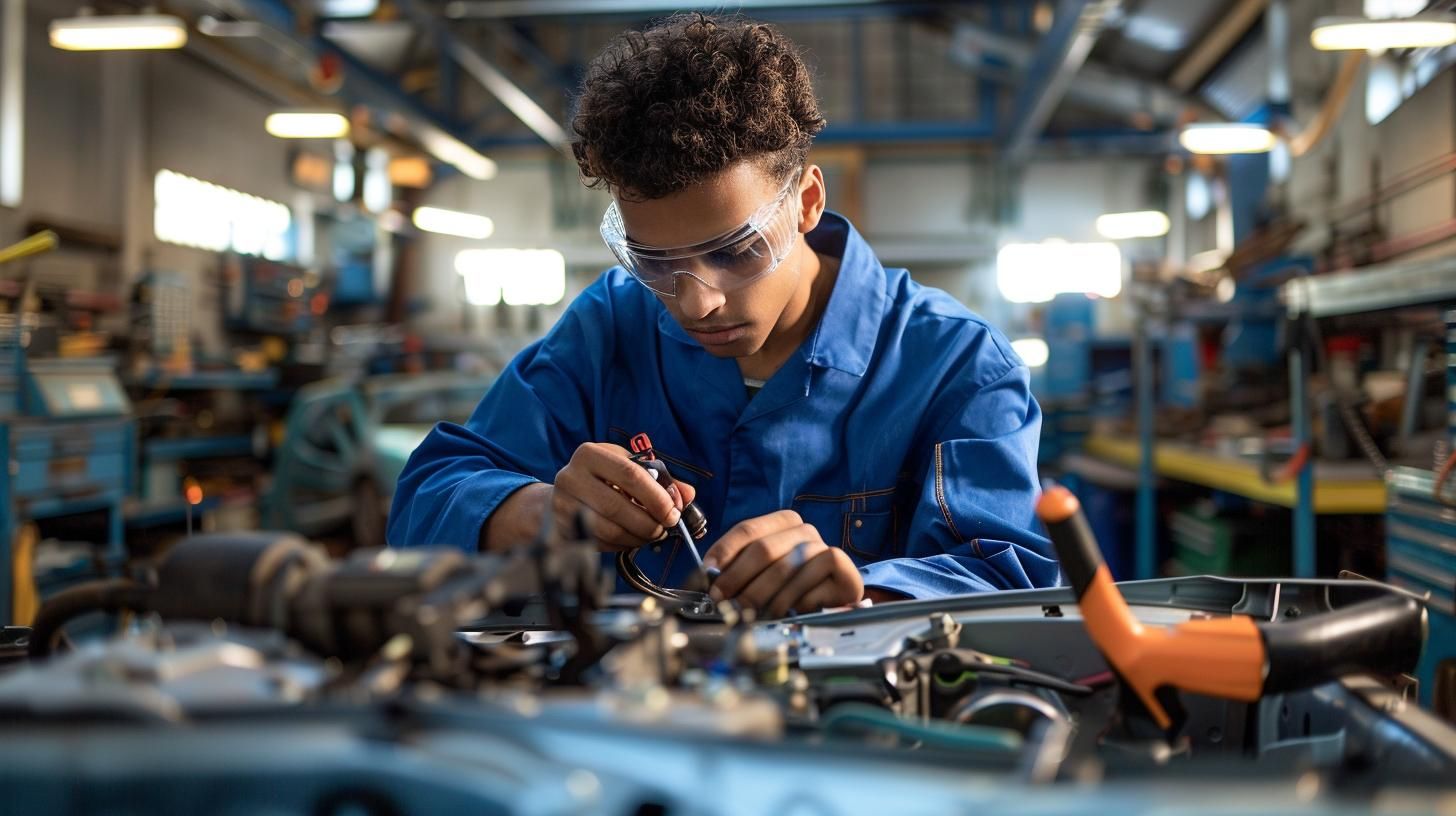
[386, 278, 614, 551]
[858, 361, 1060, 598]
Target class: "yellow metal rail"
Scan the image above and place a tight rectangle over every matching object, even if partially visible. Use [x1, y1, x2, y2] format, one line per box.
[1083, 435, 1387, 514]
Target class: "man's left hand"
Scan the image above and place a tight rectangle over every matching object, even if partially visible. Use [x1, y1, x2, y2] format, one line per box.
[703, 510, 863, 617]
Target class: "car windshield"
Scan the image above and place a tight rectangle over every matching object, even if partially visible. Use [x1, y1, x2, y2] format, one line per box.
[376, 387, 482, 425]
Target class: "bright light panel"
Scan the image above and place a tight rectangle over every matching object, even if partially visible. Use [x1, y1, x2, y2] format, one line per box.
[456, 249, 566, 306]
[154, 169, 292, 260]
[996, 241, 1122, 304]
[1178, 123, 1277, 155]
[316, 0, 379, 17]
[1011, 338, 1049, 368]
[1311, 16, 1456, 51]
[265, 111, 350, 139]
[419, 127, 497, 181]
[50, 13, 188, 50]
[413, 206, 494, 239]
[1095, 210, 1170, 240]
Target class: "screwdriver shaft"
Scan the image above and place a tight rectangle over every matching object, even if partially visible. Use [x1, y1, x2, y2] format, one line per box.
[676, 518, 705, 569]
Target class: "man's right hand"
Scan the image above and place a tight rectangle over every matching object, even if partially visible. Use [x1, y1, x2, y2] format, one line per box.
[483, 442, 695, 552]
[550, 442, 695, 550]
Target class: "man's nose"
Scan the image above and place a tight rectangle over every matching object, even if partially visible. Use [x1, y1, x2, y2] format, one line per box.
[674, 271, 726, 320]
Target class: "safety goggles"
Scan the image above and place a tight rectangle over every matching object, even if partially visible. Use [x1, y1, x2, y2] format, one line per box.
[600, 171, 802, 297]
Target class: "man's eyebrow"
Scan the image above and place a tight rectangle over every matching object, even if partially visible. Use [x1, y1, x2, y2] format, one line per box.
[624, 219, 754, 250]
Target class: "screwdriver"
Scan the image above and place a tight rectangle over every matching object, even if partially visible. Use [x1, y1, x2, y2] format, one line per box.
[627, 433, 709, 573]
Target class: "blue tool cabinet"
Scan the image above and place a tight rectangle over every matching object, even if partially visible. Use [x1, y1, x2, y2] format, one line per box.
[1386, 467, 1456, 710]
[0, 357, 132, 626]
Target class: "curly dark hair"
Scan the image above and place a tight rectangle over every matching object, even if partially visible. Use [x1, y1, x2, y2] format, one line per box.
[571, 14, 826, 201]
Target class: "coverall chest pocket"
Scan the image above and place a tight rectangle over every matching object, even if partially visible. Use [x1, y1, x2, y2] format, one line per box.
[791, 487, 900, 564]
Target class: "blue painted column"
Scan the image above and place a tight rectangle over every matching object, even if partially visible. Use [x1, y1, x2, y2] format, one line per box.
[1289, 343, 1316, 577]
[1135, 312, 1157, 579]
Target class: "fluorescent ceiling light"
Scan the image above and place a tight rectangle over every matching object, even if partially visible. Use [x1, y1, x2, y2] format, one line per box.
[1011, 338, 1049, 368]
[1311, 15, 1456, 51]
[456, 249, 565, 306]
[1095, 210, 1170, 240]
[996, 240, 1122, 304]
[419, 126, 496, 181]
[266, 110, 350, 139]
[49, 13, 187, 51]
[1178, 123, 1276, 155]
[413, 206, 494, 239]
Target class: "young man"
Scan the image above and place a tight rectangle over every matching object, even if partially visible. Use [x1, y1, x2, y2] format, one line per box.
[388, 14, 1058, 615]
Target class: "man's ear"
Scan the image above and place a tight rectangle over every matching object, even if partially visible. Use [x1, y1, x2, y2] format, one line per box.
[796, 164, 828, 234]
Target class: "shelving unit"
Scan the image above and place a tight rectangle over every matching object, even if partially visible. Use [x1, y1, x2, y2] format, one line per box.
[125, 369, 280, 392]
[1084, 435, 1387, 513]
[1277, 257, 1456, 577]
[1282, 255, 1456, 318]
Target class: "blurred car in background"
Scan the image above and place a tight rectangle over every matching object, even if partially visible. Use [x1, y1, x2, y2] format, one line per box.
[264, 373, 491, 550]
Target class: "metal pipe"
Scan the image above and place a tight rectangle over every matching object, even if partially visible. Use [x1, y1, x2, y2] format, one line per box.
[1170, 0, 1269, 93]
[1325, 151, 1456, 223]
[1369, 216, 1456, 262]
[1289, 53, 1364, 158]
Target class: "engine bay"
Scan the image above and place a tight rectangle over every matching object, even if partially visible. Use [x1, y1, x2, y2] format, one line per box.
[0, 525, 1451, 815]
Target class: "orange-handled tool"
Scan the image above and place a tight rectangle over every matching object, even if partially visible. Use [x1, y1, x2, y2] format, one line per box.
[1037, 486, 1425, 730]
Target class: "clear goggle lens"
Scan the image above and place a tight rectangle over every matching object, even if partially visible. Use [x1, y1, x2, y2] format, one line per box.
[601, 172, 801, 297]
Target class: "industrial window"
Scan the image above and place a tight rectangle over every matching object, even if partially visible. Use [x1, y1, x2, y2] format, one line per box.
[455, 248, 566, 306]
[153, 169, 293, 260]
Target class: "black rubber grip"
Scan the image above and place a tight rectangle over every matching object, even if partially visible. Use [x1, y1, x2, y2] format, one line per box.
[1043, 511, 1104, 599]
[1261, 595, 1426, 693]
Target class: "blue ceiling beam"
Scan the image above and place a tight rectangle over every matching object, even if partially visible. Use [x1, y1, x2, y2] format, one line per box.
[232, 0, 476, 143]
[1001, 0, 1121, 162]
[393, 0, 571, 153]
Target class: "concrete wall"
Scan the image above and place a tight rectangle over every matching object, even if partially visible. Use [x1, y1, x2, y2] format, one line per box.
[1227, 0, 1454, 265]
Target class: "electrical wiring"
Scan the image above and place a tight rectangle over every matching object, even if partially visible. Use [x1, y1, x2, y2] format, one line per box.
[615, 548, 713, 609]
[931, 650, 1094, 697]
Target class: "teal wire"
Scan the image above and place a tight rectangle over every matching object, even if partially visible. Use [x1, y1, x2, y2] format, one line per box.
[820, 703, 1024, 753]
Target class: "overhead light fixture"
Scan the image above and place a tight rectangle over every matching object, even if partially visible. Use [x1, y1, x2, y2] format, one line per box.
[49, 12, 187, 51]
[265, 110, 350, 139]
[315, 0, 379, 17]
[1010, 338, 1049, 368]
[412, 206, 495, 239]
[419, 126, 497, 181]
[1178, 123, 1277, 155]
[1311, 15, 1456, 51]
[1095, 210, 1171, 240]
